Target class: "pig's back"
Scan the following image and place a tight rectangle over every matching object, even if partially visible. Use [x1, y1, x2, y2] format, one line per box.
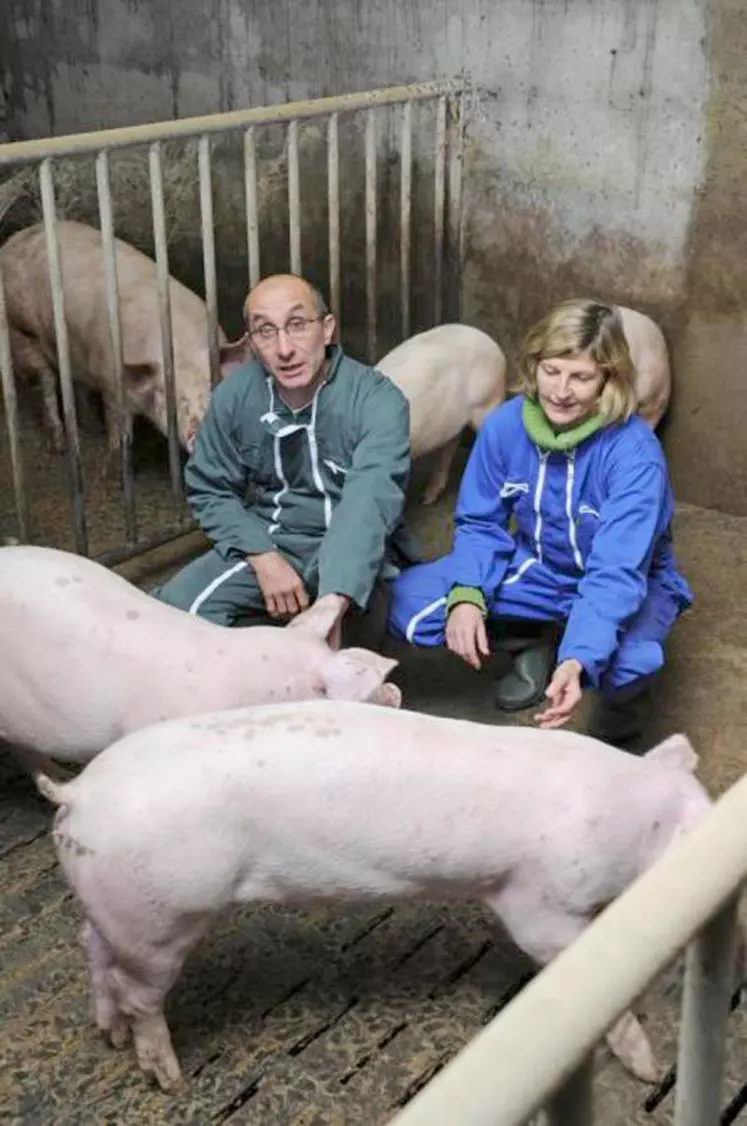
[60, 702, 671, 910]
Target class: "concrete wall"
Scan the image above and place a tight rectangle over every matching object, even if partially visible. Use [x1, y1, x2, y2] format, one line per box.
[1, 0, 745, 514]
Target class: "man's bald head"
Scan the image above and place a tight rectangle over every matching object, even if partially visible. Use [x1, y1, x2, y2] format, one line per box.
[244, 274, 328, 322]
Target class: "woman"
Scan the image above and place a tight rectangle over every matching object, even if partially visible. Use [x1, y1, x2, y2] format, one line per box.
[388, 299, 693, 746]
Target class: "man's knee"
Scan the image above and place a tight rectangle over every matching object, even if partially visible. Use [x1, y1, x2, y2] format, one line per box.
[601, 638, 665, 694]
[149, 552, 260, 627]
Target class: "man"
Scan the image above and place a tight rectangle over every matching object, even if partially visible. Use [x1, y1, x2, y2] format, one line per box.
[152, 274, 415, 646]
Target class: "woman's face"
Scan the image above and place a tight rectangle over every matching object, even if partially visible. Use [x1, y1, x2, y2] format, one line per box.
[535, 349, 605, 429]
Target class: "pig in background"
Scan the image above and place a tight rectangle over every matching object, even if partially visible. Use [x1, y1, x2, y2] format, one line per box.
[0, 219, 242, 456]
[0, 543, 399, 775]
[376, 324, 508, 505]
[36, 702, 713, 1092]
[376, 307, 670, 506]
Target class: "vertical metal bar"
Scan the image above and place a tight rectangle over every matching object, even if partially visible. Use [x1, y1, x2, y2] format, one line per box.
[545, 1054, 595, 1126]
[448, 87, 466, 324]
[198, 134, 220, 387]
[327, 112, 341, 331]
[0, 264, 29, 541]
[96, 149, 137, 544]
[39, 159, 88, 555]
[674, 896, 740, 1126]
[365, 107, 377, 363]
[400, 99, 412, 342]
[433, 94, 447, 327]
[148, 141, 183, 507]
[288, 119, 302, 275]
[244, 126, 260, 289]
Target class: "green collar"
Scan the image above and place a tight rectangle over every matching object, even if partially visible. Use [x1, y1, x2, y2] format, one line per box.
[522, 396, 605, 452]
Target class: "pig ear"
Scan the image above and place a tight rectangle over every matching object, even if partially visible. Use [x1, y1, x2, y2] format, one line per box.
[320, 648, 399, 702]
[125, 362, 160, 403]
[219, 334, 254, 378]
[644, 733, 699, 773]
[286, 596, 343, 643]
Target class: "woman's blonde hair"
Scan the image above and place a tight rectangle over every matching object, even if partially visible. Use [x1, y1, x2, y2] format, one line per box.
[517, 299, 637, 424]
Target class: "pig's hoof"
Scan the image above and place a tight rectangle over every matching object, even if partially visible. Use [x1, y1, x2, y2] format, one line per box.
[146, 1063, 187, 1095]
[108, 1016, 131, 1050]
[606, 1016, 661, 1083]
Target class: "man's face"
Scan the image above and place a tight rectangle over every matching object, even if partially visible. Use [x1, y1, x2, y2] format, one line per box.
[245, 277, 335, 396]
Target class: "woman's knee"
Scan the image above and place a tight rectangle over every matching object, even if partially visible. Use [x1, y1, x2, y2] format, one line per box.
[387, 558, 453, 646]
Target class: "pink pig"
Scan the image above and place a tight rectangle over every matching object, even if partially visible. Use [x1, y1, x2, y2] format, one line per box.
[38, 701, 710, 1092]
[0, 544, 399, 772]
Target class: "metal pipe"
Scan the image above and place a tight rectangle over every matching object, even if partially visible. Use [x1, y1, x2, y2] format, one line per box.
[244, 126, 260, 288]
[400, 100, 412, 342]
[95, 149, 137, 545]
[545, 1054, 594, 1126]
[433, 94, 447, 326]
[148, 141, 183, 507]
[390, 772, 747, 1126]
[447, 88, 466, 324]
[39, 159, 89, 556]
[673, 892, 740, 1126]
[0, 263, 29, 541]
[287, 119, 302, 275]
[0, 80, 464, 167]
[365, 108, 377, 363]
[327, 112, 341, 329]
[198, 134, 221, 387]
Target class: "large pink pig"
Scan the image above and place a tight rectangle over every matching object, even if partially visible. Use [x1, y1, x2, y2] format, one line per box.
[38, 701, 711, 1091]
[0, 544, 399, 771]
[376, 324, 507, 504]
[0, 219, 235, 453]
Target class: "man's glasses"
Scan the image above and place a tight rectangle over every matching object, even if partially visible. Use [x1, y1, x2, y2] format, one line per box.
[249, 315, 324, 343]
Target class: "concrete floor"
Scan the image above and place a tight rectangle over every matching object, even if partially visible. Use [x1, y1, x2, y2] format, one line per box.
[0, 425, 745, 1124]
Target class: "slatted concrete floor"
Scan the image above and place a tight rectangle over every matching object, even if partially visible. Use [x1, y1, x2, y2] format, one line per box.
[1, 435, 746, 1123]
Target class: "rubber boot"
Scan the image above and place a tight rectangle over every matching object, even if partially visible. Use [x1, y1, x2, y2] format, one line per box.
[587, 675, 657, 751]
[491, 619, 559, 712]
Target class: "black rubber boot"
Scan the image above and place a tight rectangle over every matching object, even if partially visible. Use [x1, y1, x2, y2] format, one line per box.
[491, 620, 559, 713]
[587, 676, 657, 750]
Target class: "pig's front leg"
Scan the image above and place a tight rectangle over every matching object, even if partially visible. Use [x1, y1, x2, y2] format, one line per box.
[485, 883, 661, 1084]
[422, 435, 461, 505]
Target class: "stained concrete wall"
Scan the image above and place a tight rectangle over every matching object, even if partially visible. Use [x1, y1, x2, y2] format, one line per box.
[0, 0, 745, 514]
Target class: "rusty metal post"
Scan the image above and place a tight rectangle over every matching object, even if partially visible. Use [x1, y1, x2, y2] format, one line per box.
[288, 119, 302, 276]
[148, 141, 183, 507]
[96, 149, 137, 544]
[400, 100, 412, 342]
[327, 112, 341, 330]
[433, 94, 447, 326]
[39, 158, 89, 555]
[244, 126, 260, 289]
[0, 264, 29, 541]
[198, 134, 221, 387]
[365, 108, 377, 363]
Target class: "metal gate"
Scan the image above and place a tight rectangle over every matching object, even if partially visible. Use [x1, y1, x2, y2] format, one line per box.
[0, 78, 466, 567]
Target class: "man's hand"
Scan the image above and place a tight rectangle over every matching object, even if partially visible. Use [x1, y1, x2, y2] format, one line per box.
[537, 658, 584, 729]
[247, 551, 309, 619]
[446, 602, 491, 670]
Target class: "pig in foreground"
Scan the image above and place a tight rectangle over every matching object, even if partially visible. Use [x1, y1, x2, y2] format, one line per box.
[617, 305, 671, 428]
[375, 324, 507, 504]
[0, 219, 236, 454]
[0, 544, 399, 771]
[38, 701, 710, 1091]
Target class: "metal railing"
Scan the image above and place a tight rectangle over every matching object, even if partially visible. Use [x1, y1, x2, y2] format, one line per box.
[391, 772, 747, 1126]
[0, 78, 466, 564]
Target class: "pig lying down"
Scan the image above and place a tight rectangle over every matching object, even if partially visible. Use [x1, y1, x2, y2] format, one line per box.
[0, 219, 235, 454]
[37, 701, 710, 1091]
[0, 544, 398, 770]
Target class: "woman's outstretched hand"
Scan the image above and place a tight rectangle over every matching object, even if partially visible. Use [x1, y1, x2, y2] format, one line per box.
[537, 658, 584, 728]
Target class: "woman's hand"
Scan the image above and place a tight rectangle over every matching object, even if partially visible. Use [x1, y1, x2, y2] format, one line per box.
[446, 603, 490, 670]
[537, 658, 584, 728]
